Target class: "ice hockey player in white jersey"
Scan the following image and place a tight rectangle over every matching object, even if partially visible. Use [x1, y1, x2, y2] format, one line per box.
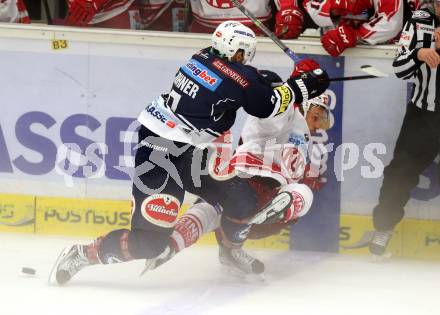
[64, 0, 306, 38]
[190, 0, 306, 39]
[0, 0, 29, 23]
[64, 0, 184, 30]
[303, 0, 404, 56]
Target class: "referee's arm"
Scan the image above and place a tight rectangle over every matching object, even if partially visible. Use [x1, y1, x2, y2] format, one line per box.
[392, 18, 424, 80]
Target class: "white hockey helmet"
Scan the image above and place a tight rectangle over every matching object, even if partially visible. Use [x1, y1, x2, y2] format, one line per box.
[303, 93, 330, 114]
[211, 21, 257, 64]
[302, 93, 331, 130]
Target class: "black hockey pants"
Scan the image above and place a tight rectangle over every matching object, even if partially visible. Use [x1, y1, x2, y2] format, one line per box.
[373, 104, 440, 231]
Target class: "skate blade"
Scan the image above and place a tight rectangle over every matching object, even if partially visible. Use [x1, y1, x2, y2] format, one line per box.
[48, 246, 72, 285]
[139, 259, 156, 277]
[220, 265, 266, 282]
[371, 252, 392, 263]
[250, 192, 293, 225]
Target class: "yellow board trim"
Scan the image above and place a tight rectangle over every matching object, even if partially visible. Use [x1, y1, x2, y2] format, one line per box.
[2, 193, 439, 258]
[0, 194, 35, 233]
[340, 214, 440, 260]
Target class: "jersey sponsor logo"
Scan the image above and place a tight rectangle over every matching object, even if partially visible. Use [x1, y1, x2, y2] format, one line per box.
[146, 104, 176, 128]
[182, 59, 222, 91]
[140, 140, 168, 153]
[400, 32, 411, 41]
[416, 24, 434, 32]
[141, 194, 180, 228]
[274, 85, 293, 114]
[291, 191, 306, 219]
[233, 29, 255, 38]
[288, 134, 307, 147]
[295, 79, 309, 102]
[174, 216, 201, 247]
[412, 10, 430, 19]
[212, 59, 250, 88]
[174, 71, 200, 99]
[206, 0, 244, 9]
[338, 25, 350, 44]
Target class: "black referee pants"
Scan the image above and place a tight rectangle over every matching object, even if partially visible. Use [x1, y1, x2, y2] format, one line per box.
[373, 104, 440, 231]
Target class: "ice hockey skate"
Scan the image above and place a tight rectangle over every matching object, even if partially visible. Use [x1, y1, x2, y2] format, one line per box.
[140, 245, 176, 276]
[369, 230, 393, 259]
[218, 243, 265, 278]
[49, 244, 91, 285]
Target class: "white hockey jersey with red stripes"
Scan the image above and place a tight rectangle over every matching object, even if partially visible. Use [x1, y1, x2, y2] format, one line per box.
[190, 0, 272, 29]
[303, 0, 403, 44]
[0, 0, 30, 23]
[210, 104, 310, 186]
[233, 104, 310, 185]
[84, 0, 136, 24]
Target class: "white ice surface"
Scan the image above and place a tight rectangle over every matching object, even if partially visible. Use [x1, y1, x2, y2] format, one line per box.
[1, 233, 439, 315]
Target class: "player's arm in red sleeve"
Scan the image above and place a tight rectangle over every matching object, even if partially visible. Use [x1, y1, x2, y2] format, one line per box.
[357, 0, 403, 45]
[16, 0, 30, 23]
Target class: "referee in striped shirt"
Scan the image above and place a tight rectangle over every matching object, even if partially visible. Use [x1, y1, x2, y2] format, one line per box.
[369, 0, 440, 256]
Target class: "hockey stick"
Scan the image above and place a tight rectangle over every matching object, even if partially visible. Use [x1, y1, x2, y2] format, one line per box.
[231, 0, 388, 80]
[142, 0, 176, 29]
[330, 75, 381, 81]
[330, 65, 389, 81]
[340, 231, 374, 249]
[230, 0, 301, 64]
[42, 0, 53, 25]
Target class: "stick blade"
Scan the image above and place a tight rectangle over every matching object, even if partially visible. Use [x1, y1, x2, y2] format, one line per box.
[360, 65, 389, 78]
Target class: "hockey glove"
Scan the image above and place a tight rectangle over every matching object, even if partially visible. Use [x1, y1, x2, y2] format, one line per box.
[321, 24, 358, 57]
[300, 164, 325, 191]
[66, 0, 107, 26]
[287, 68, 330, 104]
[275, 0, 304, 39]
[291, 59, 320, 77]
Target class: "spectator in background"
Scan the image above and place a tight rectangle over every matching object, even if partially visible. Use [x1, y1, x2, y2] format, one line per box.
[0, 0, 30, 23]
[64, 0, 307, 39]
[64, 0, 185, 31]
[189, 0, 304, 39]
[303, 0, 404, 56]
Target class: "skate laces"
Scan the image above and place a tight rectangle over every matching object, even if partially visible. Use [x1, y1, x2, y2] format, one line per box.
[64, 246, 88, 272]
[372, 231, 392, 246]
[231, 248, 255, 265]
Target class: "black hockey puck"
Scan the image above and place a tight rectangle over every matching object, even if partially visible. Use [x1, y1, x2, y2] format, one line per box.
[21, 267, 36, 275]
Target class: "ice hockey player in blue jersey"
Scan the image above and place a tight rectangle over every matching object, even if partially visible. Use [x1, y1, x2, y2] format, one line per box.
[50, 20, 329, 284]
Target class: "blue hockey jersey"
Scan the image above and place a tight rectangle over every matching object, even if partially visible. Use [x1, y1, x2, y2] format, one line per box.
[138, 47, 296, 146]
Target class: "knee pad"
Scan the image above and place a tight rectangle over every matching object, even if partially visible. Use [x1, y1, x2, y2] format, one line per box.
[280, 183, 313, 219]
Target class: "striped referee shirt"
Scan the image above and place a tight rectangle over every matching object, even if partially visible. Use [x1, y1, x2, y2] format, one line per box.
[393, 9, 440, 111]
